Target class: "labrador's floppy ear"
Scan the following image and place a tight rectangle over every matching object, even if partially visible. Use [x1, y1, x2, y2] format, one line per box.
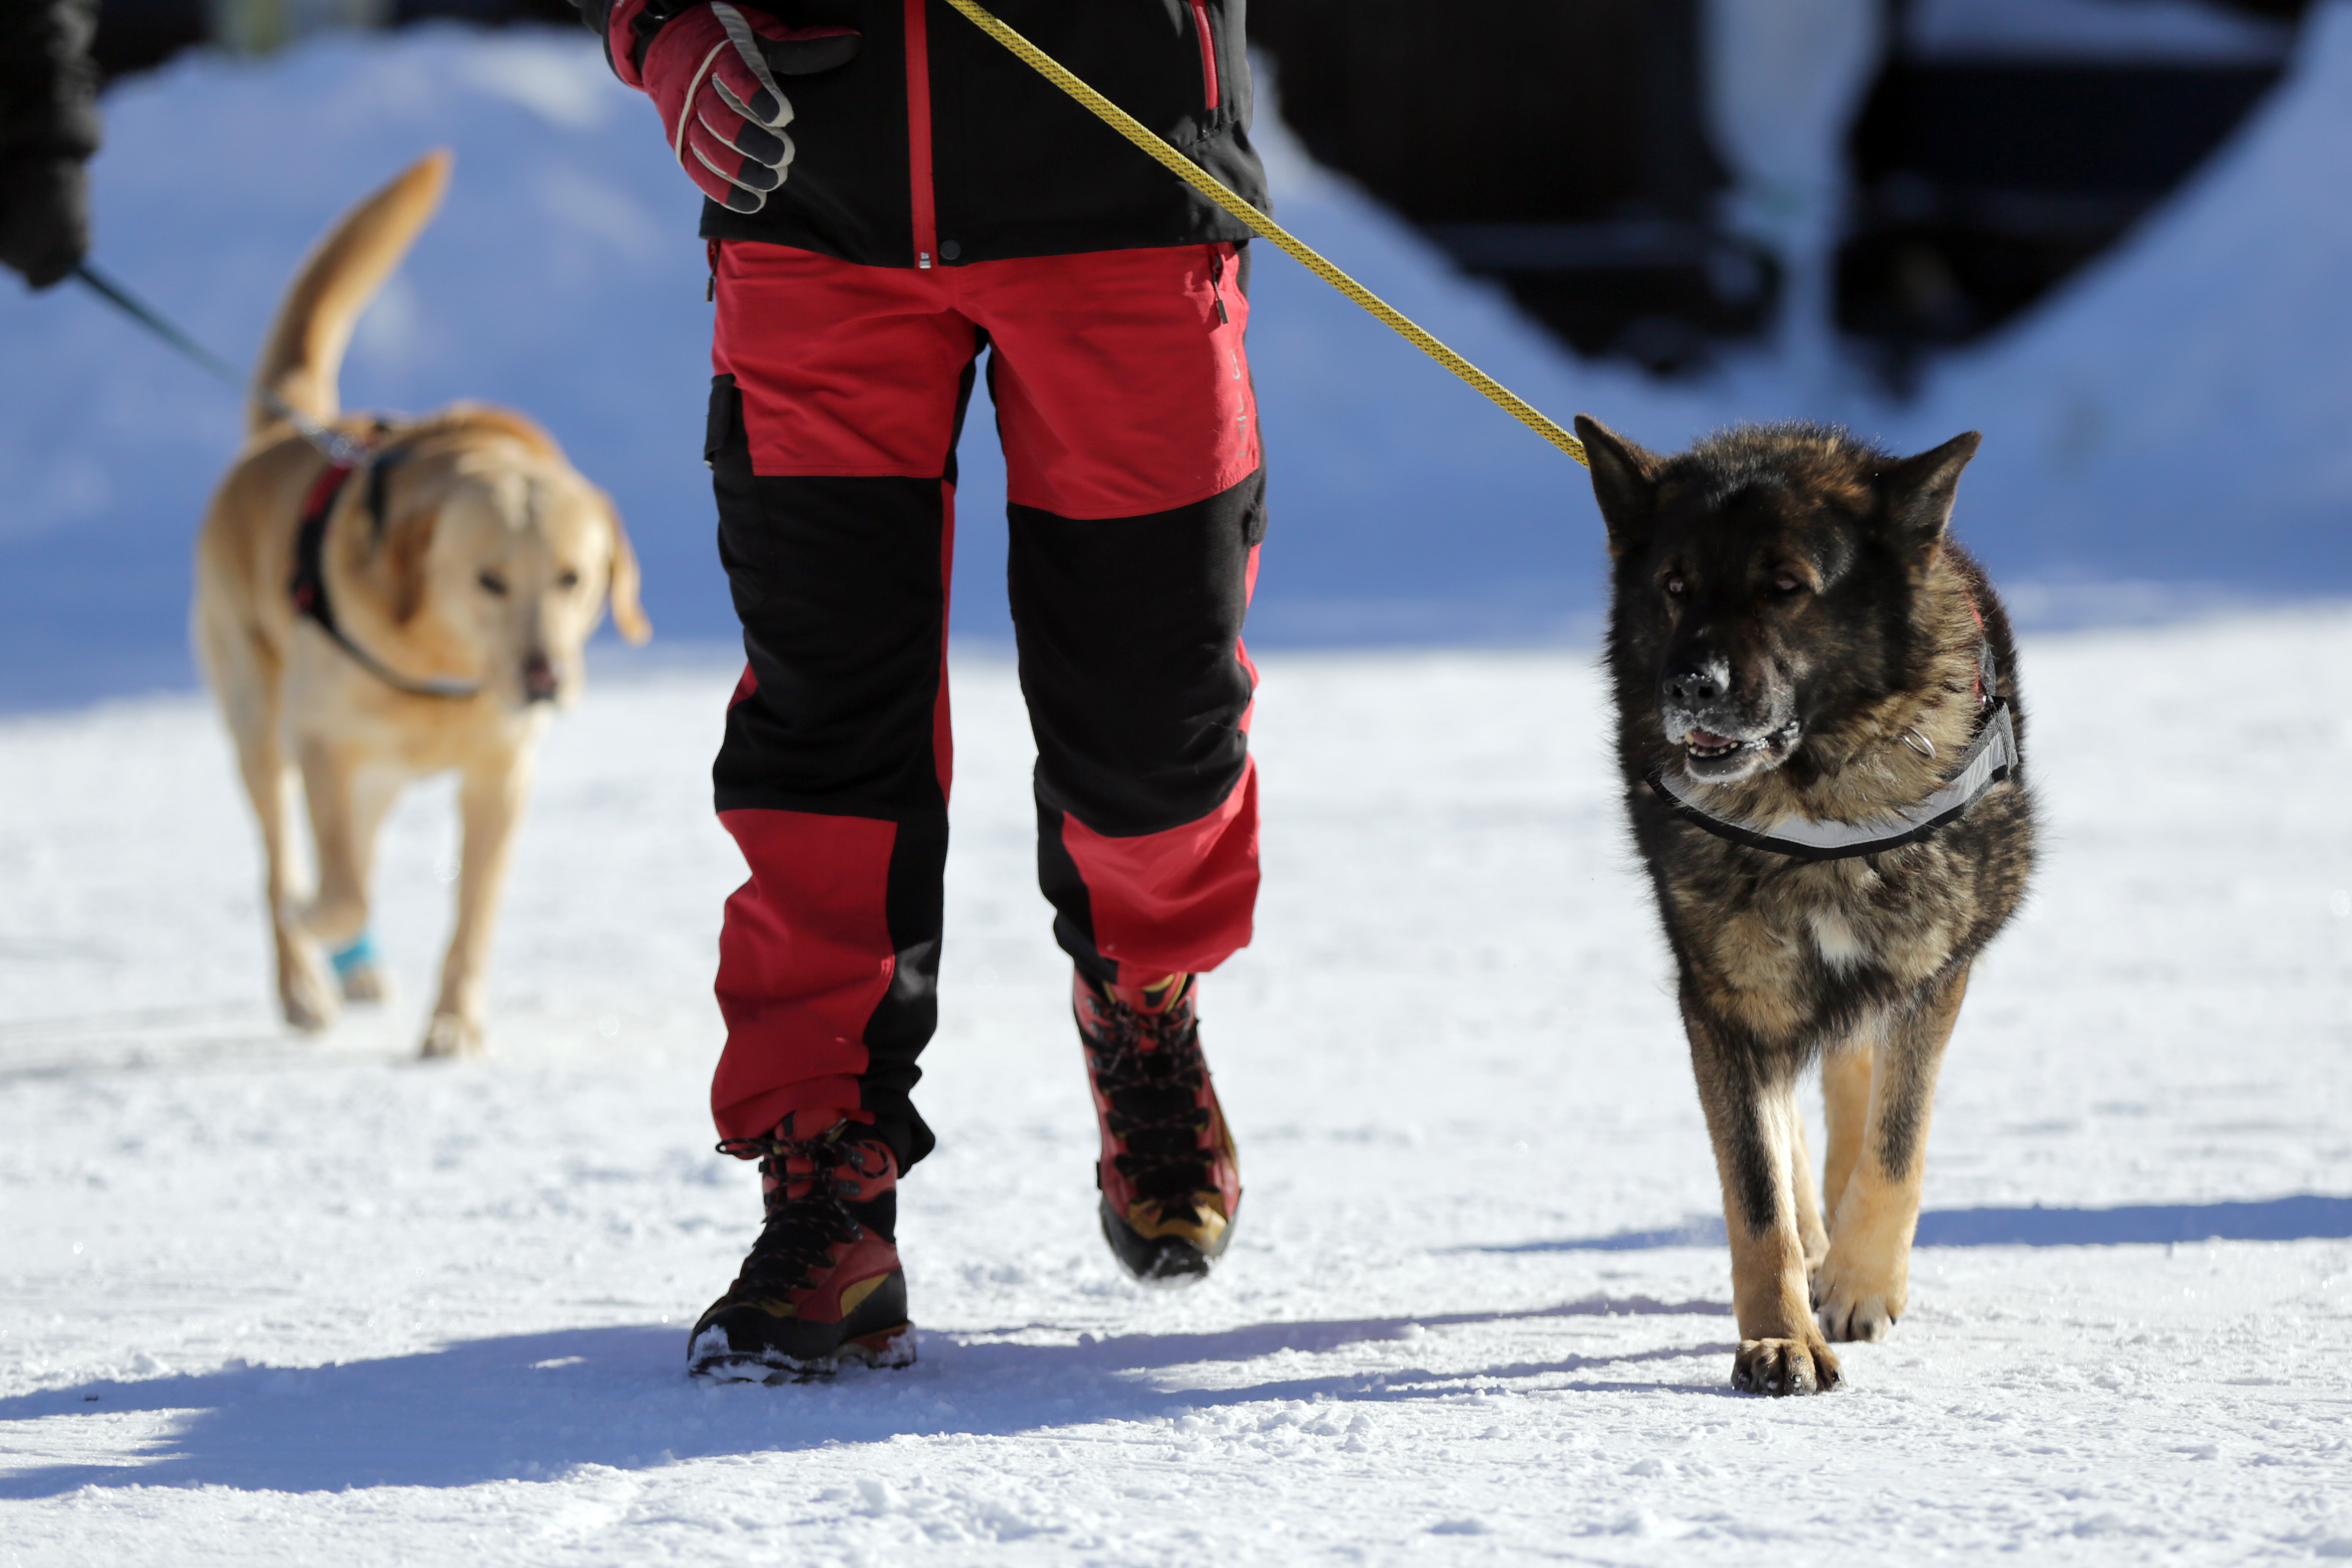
[602, 496, 652, 645]
[1877, 431, 1981, 553]
[376, 482, 440, 627]
[1574, 414, 1663, 561]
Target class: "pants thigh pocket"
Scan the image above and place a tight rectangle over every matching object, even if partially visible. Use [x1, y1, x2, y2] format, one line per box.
[708, 373, 781, 620]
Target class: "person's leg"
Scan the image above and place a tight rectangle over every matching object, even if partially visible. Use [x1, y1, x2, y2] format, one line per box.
[691, 240, 977, 1376]
[980, 239, 1263, 985]
[972, 241, 1265, 1280]
[1017, 472, 1263, 991]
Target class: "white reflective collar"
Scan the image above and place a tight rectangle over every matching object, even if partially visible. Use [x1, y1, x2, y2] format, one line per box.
[1646, 699, 2018, 862]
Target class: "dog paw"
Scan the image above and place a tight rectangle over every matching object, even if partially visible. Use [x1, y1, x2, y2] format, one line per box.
[281, 971, 338, 1033]
[1813, 1250, 1906, 1343]
[1732, 1336, 1843, 1396]
[337, 963, 389, 1004]
[330, 933, 387, 1004]
[419, 1013, 485, 1059]
[1816, 1292, 1898, 1343]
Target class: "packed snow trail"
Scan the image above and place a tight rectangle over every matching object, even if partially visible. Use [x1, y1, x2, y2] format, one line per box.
[3, 615, 2350, 1562]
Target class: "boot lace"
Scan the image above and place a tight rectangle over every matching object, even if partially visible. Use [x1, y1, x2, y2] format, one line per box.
[714, 1128, 876, 1297]
[1086, 993, 1213, 1212]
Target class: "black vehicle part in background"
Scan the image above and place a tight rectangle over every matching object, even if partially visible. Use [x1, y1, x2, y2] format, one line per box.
[1837, 0, 2312, 392]
[88, 0, 203, 81]
[1249, 0, 1777, 379]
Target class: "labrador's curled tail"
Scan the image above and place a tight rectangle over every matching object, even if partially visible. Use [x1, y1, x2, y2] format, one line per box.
[249, 149, 451, 437]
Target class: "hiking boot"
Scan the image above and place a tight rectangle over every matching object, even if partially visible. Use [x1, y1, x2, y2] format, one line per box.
[686, 1111, 914, 1381]
[1075, 970, 1242, 1284]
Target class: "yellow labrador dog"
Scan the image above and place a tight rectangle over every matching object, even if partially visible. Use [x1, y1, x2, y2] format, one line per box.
[194, 151, 650, 1057]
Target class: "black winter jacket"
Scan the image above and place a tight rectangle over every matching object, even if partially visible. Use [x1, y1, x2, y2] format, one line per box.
[0, 0, 98, 286]
[570, 0, 1267, 268]
[0, 0, 98, 166]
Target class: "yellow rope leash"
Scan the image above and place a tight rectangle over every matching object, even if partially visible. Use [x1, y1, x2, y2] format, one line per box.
[940, 0, 1588, 468]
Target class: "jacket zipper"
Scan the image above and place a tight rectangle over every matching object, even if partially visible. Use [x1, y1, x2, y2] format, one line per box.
[1188, 0, 1220, 112]
[904, 0, 938, 268]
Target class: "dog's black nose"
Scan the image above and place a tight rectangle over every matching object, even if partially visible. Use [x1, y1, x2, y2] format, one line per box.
[1664, 660, 1726, 705]
[522, 655, 559, 703]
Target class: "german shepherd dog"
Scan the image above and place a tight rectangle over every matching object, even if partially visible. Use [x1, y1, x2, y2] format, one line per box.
[1574, 416, 2035, 1396]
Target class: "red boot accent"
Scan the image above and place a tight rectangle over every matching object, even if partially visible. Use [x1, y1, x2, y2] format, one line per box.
[687, 1110, 914, 1379]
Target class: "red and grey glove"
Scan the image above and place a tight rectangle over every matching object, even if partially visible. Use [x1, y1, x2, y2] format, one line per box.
[610, 0, 858, 213]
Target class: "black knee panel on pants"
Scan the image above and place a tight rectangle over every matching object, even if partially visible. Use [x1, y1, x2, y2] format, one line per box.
[1009, 469, 1266, 838]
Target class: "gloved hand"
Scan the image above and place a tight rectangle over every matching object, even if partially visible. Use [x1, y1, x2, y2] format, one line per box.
[0, 155, 89, 290]
[610, 0, 859, 213]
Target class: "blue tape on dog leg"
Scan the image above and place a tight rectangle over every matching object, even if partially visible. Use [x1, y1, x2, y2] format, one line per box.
[330, 931, 379, 977]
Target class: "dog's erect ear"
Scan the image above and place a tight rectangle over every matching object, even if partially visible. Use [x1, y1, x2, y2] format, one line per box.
[603, 496, 652, 646]
[1877, 431, 1981, 550]
[1574, 414, 1662, 559]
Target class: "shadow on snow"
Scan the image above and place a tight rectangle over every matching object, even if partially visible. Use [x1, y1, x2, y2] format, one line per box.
[0, 1296, 1736, 1497]
[1482, 1193, 2352, 1253]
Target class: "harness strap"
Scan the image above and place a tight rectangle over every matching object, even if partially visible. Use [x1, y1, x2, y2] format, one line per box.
[287, 450, 481, 702]
[365, 446, 412, 541]
[287, 460, 359, 625]
[1647, 603, 2016, 862]
[1966, 589, 1993, 706]
[1647, 698, 2017, 862]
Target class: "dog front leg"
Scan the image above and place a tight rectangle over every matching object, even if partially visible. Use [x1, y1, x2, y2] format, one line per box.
[1820, 1040, 1874, 1225]
[422, 755, 533, 1058]
[1814, 966, 1969, 1343]
[294, 738, 372, 949]
[232, 714, 335, 1032]
[1789, 1103, 1829, 1278]
[295, 743, 401, 997]
[1688, 1009, 1843, 1396]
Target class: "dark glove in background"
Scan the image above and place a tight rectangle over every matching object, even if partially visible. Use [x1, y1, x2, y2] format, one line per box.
[0, 156, 89, 288]
[0, 0, 101, 289]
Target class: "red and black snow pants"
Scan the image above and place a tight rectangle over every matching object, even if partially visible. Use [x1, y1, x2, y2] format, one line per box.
[705, 239, 1265, 1171]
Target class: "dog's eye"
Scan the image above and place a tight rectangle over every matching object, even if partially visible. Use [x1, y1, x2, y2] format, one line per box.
[555, 569, 581, 591]
[477, 572, 508, 596]
[1771, 573, 1805, 596]
[1663, 574, 1688, 599]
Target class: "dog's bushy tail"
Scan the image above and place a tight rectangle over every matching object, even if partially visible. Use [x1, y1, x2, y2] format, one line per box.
[249, 149, 452, 439]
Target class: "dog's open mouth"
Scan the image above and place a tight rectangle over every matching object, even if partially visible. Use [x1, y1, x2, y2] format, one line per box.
[1679, 720, 1799, 780]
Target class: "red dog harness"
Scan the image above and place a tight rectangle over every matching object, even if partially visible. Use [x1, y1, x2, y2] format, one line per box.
[288, 446, 480, 701]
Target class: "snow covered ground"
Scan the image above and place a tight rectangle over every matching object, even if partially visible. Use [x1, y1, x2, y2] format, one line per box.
[3, 608, 2349, 1562]
[4, 12, 2351, 1552]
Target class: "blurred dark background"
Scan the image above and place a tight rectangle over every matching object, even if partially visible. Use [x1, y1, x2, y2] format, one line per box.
[92, 0, 2318, 389]
[88, 0, 577, 78]
[1249, 0, 2314, 385]
[1252, 0, 1774, 379]
[1830, 0, 2308, 388]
